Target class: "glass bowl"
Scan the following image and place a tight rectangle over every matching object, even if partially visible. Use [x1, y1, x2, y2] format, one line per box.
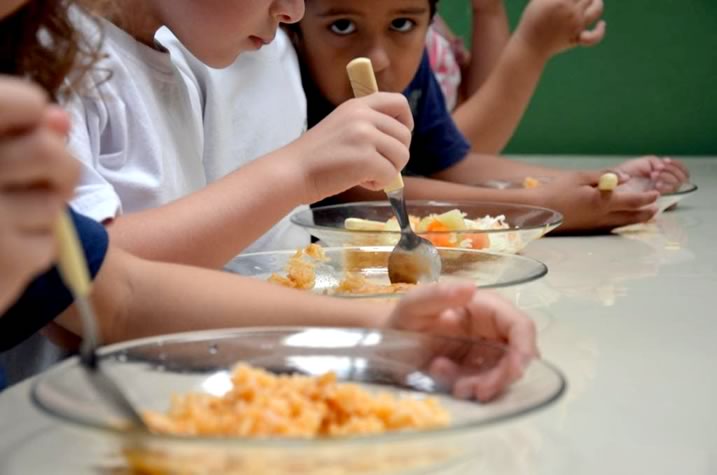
[225, 246, 548, 298]
[616, 179, 698, 214]
[32, 328, 566, 475]
[290, 201, 563, 254]
[656, 182, 698, 213]
[473, 177, 554, 190]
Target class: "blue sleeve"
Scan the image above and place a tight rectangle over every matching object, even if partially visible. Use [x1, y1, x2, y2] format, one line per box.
[404, 51, 471, 176]
[0, 209, 109, 352]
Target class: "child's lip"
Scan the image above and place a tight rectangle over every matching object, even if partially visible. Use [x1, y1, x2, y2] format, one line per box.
[251, 34, 274, 45]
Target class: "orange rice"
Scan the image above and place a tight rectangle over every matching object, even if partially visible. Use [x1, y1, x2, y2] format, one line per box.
[144, 365, 450, 438]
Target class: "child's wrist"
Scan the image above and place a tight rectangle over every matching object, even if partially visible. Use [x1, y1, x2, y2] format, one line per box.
[264, 144, 314, 205]
[511, 29, 554, 65]
[472, 1, 506, 16]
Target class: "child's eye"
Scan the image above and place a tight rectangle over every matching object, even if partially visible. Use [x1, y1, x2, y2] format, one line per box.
[390, 18, 416, 33]
[330, 19, 357, 35]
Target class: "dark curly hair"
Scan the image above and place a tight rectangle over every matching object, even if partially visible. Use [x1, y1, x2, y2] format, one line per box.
[0, 0, 101, 101]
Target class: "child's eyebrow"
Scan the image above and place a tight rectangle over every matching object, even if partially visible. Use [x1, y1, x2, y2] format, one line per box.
[317, 8, 360, 17]
[317, 7, 428, 17]
[390, 7, 429, 15]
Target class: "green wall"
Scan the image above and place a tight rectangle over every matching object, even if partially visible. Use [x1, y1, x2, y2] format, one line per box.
[439, 1, 717, 155]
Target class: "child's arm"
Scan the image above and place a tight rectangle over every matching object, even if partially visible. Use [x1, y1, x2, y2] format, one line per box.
[333, 161, 658, 233]
[55, 245, 389, 342]
[461, 0, 511, 96]
[97, 93, 413, 269]
[453, 0, 605, 153]
[56, 249, 535, 400]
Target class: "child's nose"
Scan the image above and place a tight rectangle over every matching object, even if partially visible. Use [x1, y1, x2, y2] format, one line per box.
[272, 0, 305, 24]
[367, 45, 391, 74]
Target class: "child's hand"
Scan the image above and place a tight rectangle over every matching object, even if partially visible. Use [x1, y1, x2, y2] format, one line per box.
[386, 282, 538, 402]
[471, 0, 504, 13]
[538, 171, 659, 232]
[289, 92, 413, 204]
[516, 0, 606, 60]
[616, 156, 690, 194]
[0, 77, 79, 311]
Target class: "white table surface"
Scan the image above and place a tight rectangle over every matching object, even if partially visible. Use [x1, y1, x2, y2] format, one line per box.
[1, 156, 715, 474]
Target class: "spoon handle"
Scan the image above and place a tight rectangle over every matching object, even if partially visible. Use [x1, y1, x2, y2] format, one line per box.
[346, 57, 404, 193]
[55, 212, 148, 429]
[54, 211, 101, 359]
[55, 211, 92, 297]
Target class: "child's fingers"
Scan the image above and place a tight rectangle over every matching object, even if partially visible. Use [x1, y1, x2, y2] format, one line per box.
[0, 129, 79, 197]
[467, 292, 539, 359]
[42, 106, 72, 138]
[579, 20, 606, 46]
[374, 135, 409, 174]
[663, 158, 690, 180]
[361, 92, 415, 132]
[367, 108, 413, 148]
[661, 162, 689, 184]
[453, 355, 515, 402]
[607, 208, 658, 228]
[608, 190, 659, 210]
[582, 0, 604, 25]
[393, 283, 476, 329]
[0, 77, 48, 135]
[653, 170, 682, 190]
[575, 0, 592, 10]
[2, 190, 64, 233]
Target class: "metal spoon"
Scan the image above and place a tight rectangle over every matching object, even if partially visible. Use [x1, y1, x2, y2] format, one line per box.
[346, 58, 441, 284]
[55, 212, 147, 429]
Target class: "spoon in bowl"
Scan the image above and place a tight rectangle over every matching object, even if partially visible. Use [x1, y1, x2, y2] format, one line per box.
[346, 58, 441, 284]
[55, 211, 147, 429]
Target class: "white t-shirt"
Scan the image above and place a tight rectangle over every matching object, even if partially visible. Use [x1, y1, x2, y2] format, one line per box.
[67, 16, 309, 255]
[67, 17, 206, 222]
[156, 28, 310, 253]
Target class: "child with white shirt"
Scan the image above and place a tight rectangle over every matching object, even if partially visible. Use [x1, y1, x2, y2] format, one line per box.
[67, 0, 414, 267]
[154, 27, 310, 253]
[0, 0, 539, 400]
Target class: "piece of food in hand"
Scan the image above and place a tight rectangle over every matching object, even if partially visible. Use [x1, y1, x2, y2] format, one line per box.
[522, 176, 541, 189]
[598, 172, 619, 191]
[144, 364, 450, 437]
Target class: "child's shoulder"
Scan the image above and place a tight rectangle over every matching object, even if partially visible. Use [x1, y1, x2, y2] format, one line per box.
[404, 49, 449, 118]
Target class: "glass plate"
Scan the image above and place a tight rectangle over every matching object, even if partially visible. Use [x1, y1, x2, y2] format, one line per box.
[32, 328, 566, 475]
[473, 177, 554, 190]
[290, 201, 563, 254]
[225, 246, 548, 298]
[655, 183, 698, 213]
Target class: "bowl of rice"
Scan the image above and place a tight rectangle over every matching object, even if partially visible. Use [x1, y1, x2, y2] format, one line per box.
[226, 244, 548, 299]
[32, 328, 565, 474]
[290, 201, 563, 254]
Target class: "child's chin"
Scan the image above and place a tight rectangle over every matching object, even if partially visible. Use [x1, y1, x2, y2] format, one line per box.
[202, 52, 243, 70]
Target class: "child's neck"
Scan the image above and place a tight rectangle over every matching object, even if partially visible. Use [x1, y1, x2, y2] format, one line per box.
[96, 0, 162, 48]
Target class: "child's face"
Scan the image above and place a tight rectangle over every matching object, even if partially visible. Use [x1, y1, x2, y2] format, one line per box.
[296, 0, 430, 105]
[155, 0, 304, 68]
